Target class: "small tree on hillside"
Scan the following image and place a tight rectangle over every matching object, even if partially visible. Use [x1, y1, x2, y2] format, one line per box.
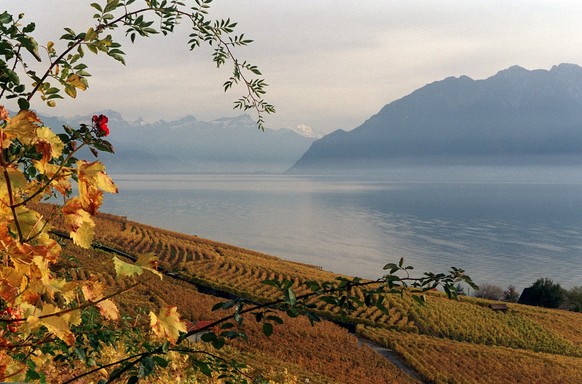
[518, 278, 565, 308]
[474, 283, 504, 301]
[502, 284, 520, 302]
[564, 286, 582, 312]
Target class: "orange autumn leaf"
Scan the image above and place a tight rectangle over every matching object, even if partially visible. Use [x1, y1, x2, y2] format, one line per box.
[0, 105, 8, 121]
[136, 253, 163, 279]
[96, 299, 120, 321]
[77, 160, 117, 215]
[33, 161, 72, 197]
[2, 109, 41, 146]
[39, 304, 76, 346]
[81, 279, 119, 321]
[34, 126, 64, 163]
[149, 306, 187, 344]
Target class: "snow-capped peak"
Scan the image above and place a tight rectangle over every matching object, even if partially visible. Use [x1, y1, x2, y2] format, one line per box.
[292, 124, 323, 139]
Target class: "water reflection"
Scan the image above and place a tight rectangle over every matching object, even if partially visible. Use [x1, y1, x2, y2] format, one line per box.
[103, 170, 582, 290]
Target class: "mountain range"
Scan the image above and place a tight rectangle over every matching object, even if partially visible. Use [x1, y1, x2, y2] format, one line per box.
[291, 63, 582, 172]
[40, 63, 582, 174]
[42, 113, 315, 173]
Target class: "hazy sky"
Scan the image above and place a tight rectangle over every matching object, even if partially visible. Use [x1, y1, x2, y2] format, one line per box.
[4, 1, 582, 133]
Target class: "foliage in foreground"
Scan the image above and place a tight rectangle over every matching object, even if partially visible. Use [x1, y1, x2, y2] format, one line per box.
[0, 1, 477, 382]
[49, 210, 582, 383]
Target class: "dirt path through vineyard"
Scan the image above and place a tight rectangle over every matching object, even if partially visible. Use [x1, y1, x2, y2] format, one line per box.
[358, 338, 426, 383]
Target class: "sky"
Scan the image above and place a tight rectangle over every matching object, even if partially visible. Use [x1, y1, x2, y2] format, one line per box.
[4, 0, 582, 134]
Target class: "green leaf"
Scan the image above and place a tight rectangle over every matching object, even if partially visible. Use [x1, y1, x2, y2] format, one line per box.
[211, 337, 225, 349]
[266, 315, 283, 324]
[23, 22, 36, 33]
[286, 308, 298, 318]
[138, 356, 155, 377]
[262, 322, 273, 337]
[285, 287, 296, 305]
[153, 356, 168, 368]
[305, 280, 321, 292]
[18, 36, 41, 61]
[211, 302, 224, 311]
[17, 97, 30, 110]
[320, 296, 338, 305]
[192, 360, 212, 377]
[113, 256, 144, 277]
[90, 3, 103, 12]
[104, 0, 120, 13]
[200, 332, 216, 342]
[411, 295, 426, 306]
[383, 263, 399, 272]
[261, 279, 280, 288]
[92, 140, 115, 154]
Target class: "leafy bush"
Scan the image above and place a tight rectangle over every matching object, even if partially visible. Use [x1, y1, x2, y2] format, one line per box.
[518, 278, 565, 308]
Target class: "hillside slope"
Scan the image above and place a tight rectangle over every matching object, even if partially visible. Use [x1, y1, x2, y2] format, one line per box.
[41, 205, 582, 383]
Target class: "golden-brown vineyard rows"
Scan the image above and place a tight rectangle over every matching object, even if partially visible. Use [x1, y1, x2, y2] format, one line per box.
[38, 204, 582, 383]
[52, 234, 417, 383]
[406, 292, 582, 356]
[360, 326, 582, 384]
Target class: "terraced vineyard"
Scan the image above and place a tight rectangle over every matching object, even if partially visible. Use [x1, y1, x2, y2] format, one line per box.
[40, 204, 582, 383]
[361, 327, 582, 384]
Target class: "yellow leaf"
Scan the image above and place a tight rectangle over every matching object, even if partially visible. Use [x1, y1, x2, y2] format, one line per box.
[33, 161, 72, 196]
[39, 304, 76, 346]
[77, 160, 117, 215]
[113, 256, 143, 278]
[35, 126, 64, 162]
[0, 270, 20, 302]
[0, 350, 11, 381]
[149, 306, 186, 344]
[66, 74, 88, 91]
[97, 299, 119, 321]
[81, 278, 105, 302]
[0, 166, 28, 201]
[62, 198, 95, 248]
[78, 160, 117, 193]
[3, 110, 41, 146]
[136, 253, 163, 279]
[85, 27, 98, 42]
[63, 309, 82, 327]
[80, 280, 119, 320]
[64, 84, 77, 99]
[12, 206, 43, 240]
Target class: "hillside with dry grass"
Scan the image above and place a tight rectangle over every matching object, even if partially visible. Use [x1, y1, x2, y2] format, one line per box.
[39, 204, 582, 383]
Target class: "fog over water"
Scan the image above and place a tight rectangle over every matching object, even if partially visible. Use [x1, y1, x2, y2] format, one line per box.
[102, 166, 582, 291]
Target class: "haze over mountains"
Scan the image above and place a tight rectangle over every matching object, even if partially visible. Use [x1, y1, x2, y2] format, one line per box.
[40, 63, 582, 174]
[291, 63, 582, 172]
[43, 113, 315, 173]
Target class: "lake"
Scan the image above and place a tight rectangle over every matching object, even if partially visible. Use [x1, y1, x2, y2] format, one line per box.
[102, 166, 582, 291]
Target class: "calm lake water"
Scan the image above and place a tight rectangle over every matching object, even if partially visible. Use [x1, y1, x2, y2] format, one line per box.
[102, 166, 582, 290]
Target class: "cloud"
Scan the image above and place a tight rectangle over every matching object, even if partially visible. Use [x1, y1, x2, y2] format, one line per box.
[5, 0, 582, 133]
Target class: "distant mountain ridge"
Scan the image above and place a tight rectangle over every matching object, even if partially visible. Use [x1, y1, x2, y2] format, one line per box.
[44, 112, 315, 173]
[291, 63, 582, 172]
